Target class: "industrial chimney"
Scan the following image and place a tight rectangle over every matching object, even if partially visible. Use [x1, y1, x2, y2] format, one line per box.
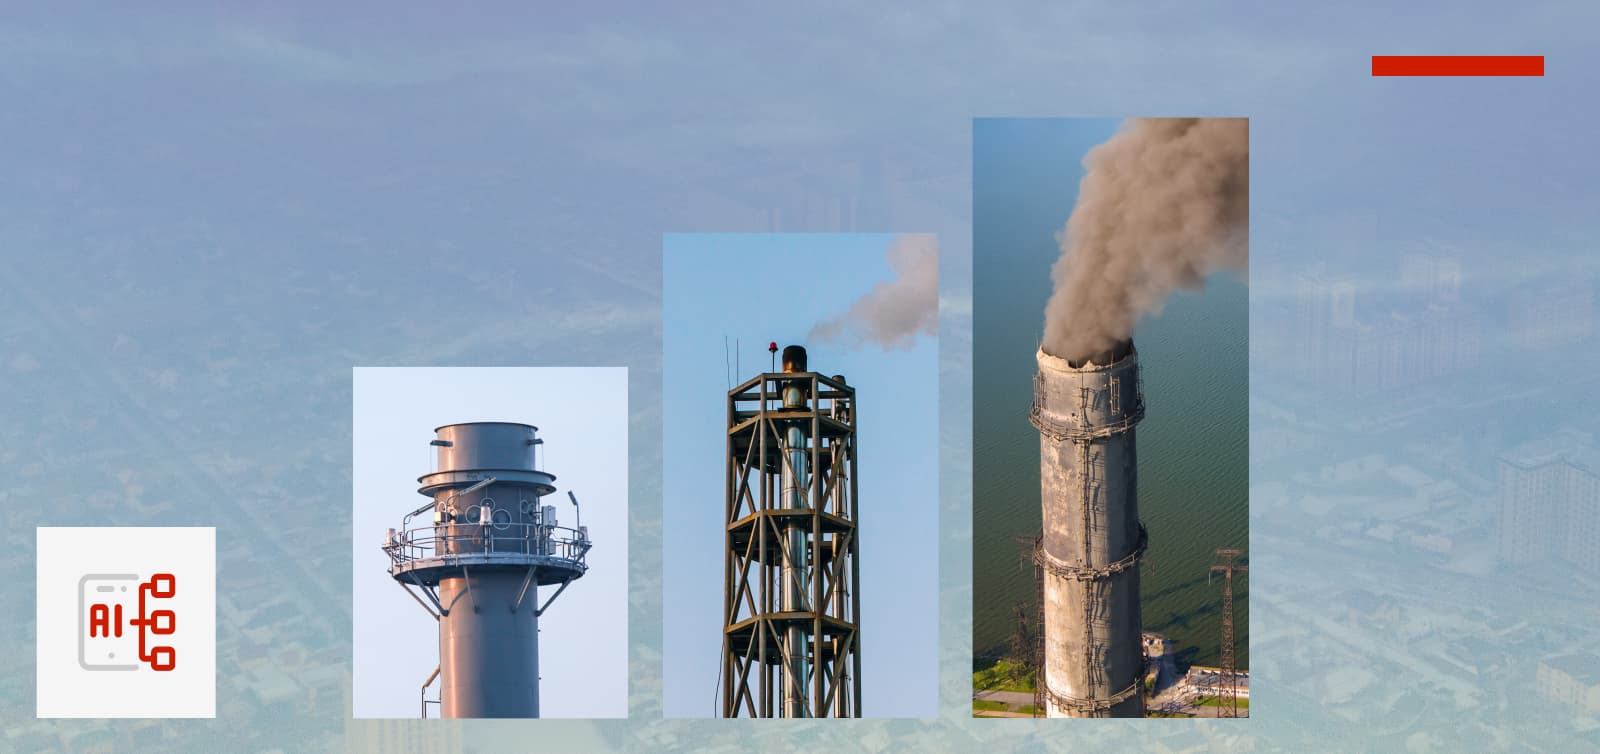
[383, 422, 592, 718]
[1030, 341, 1147, 717]
[722, 345, 862, 717]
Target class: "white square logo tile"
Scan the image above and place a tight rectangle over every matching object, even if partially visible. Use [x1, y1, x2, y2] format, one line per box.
[36, 527, 216, 718]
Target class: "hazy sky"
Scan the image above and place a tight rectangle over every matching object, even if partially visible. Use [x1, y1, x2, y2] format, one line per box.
[661, 233, 939, 718]
[351, 367, 628, 718]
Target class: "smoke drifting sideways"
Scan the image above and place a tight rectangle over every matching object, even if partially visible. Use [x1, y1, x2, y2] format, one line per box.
[1042, 118, 1249, 363]
[809, 233, 939, 351]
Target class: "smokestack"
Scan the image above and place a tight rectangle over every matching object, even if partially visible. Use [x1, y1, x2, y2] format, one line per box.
[383, 422, 593, 718]
[1042, 118, 1248, 363]
[723, 352, 861, 717]
[1031, 343, 1146, 717]
[1065, 339, 1132, 369]
[782, 345, 808, 373]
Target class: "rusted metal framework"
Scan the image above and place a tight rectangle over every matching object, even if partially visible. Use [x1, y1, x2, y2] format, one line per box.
[721, 348, 861, 718]
[1209, 548, 1248, 718]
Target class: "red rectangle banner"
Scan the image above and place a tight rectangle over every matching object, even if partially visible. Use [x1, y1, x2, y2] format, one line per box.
[1371, 56, 1544, 76]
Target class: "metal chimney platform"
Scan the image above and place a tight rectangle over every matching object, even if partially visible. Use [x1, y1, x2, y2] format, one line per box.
[383, 421, 592, 718]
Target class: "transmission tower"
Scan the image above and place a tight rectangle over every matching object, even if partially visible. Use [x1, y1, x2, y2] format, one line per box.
[1014, 534, 1045, 717]
[1010, 605, 1032, 677]
[1209, 548, 1247, 718]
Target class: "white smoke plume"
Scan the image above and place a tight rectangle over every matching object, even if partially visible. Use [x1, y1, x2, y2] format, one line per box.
[1043, 118, 1249, 362]
[810, 233, 939, 350]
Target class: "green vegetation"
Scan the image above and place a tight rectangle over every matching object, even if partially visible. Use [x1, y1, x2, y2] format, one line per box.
[1193, 695, 1250, 709]
[1017, 705, 1041, 715]
[973, 659, 1036, 694]
[973, 700, 1010, 712]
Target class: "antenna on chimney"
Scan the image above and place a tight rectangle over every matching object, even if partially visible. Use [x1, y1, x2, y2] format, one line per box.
[769, 341, 778, 373]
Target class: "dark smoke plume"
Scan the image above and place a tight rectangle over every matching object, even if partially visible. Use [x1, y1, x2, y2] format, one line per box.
[1042, 118, 1249, 362]
[810, 233, 938, 350]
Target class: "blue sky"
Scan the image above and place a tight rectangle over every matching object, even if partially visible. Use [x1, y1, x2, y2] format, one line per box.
[661, 233, 939, 718]
[351, 367, 628, 719]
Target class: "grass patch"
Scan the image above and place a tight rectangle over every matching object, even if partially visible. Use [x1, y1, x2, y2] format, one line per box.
[973, 700, 1009, 712]
[1193, 695, 1250, 708]
[973, 659, 1036, 694]
[1017, 705, 1041, 715]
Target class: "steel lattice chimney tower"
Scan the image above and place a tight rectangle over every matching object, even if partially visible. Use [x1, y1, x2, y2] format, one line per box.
[383, 422, 592, 718]
[722, 345, 862, 717]
[1030, 341, 1147, 717]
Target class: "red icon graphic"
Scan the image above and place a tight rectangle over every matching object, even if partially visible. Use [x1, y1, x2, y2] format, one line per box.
[85, 573, 176, 671]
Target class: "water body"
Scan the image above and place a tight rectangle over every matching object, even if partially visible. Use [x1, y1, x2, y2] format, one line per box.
[973, 119, 1249, 673]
